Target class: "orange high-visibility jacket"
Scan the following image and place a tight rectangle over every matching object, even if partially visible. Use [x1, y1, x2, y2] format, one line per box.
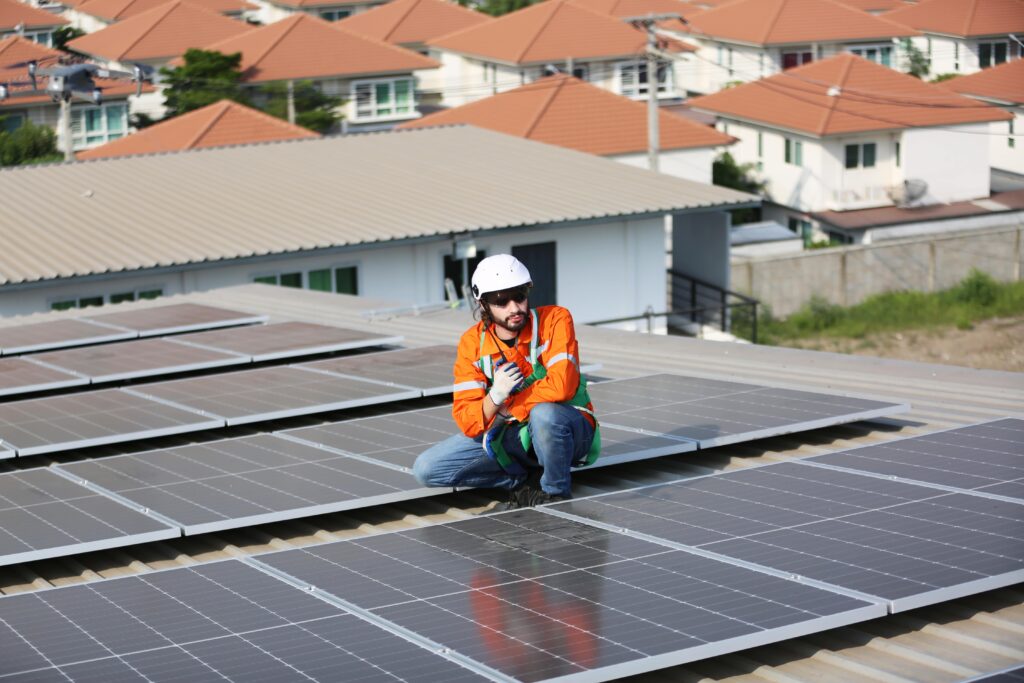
[452, 305, 595, 438]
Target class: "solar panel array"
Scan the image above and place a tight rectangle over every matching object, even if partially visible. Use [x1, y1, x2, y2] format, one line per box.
[177, 321, 403, 362]
[0, 317, 135, 355]
[0, 357, 87, 397]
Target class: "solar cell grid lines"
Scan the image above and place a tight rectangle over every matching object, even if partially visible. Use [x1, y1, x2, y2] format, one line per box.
[0, 468, 178, 566]
[0, 389, 223, 457]
[590, 373, 910, 447]
[84, 303, 268, 336]
[176, 321, 403, 362]
[805, 418, 1024, 503]
[32, 337, 250, 383]
[256, 508, 882, 682]
[125, 366, 421, 426]
[0, 317, 136, 355]
[59, 434, 431, 535]
[0, 559, 490, 682]
[0, 357, 88, 397]
[551, 461, 1024, 612]
[301, 344, 459, 395]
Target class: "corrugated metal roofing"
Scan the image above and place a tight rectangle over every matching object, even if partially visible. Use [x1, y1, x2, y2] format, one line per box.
[0, 125, 754, 288]
[0, 284, 1021, 682]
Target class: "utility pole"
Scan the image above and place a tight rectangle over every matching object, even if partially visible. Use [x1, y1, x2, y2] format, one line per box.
[286, 80, 296, 125]
[624, 13, 683, 174]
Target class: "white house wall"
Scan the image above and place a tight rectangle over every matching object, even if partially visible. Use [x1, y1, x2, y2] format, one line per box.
[990, 108, 1023, 175]
[820, 133, 900, 211]
[902, 124, 990, 204]
[720, 119, 824, 211]
[613, 147, 715, 185]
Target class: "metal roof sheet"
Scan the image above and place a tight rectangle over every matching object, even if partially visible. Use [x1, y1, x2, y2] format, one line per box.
[0, 125, 755, 288]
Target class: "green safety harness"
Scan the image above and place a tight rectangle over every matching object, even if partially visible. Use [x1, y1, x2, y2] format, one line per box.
[478, 309, 600, 476]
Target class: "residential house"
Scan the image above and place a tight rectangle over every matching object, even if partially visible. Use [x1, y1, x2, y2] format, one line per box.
[884, 0, 1024, 76]
[940, 58, 1024, 177]
[76, 98, 317, 159]
[0, 36, 148, 150]
[249, 0, 387, 27]
[0, 126, 754, 321]
[66, 0, 257, 33]
[426, 0, 695, 107]
[185, 13, 438, 130]
[667, 0, 917, 94]
[398, 74, 734, 184]
[336, 0, 490, 105]
[0, 0, 68, 46]
[689, 54, 1011, 244]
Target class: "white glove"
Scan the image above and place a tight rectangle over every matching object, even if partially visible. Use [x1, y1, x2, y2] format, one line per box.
[488, 362, 523, 406]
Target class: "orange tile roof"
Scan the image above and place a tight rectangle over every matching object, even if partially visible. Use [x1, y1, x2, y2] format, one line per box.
[0, 0, 68, 30]
[428, 0, 653, 65]
[337, 0, 490, 47]
[398, 73, 734, 154]
[0, 36, 148, 105]
[186, 13, 438, 82]
[568, 0, 697, 19]
[835, 0, 904, 11]
[938, 57, 1024, 104]
[689, 52, 1011, 135]
[686, 0, 916, 46]
[77, 99, 317, 159]
[883, 0, 1024, 37]
[269, 0, 381, 7]
[67, 0, 252, 62]
[75, 0, 255, 21]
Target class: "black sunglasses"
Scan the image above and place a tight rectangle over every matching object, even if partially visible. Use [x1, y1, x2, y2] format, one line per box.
[485, 287, 529, 307]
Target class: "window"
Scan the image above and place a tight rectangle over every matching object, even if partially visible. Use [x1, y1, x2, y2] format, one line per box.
[443, 251, 485, 299]
[756, 131, 764, 171]
[571, 65, 588, 81]
[512, 242, 556, 306]
[352, 79, 414, 121]
[335, 266, 357, 295]
[979, 41, 1008, 68]
[844, 142, 876, 169]
[49, 288, 163, 311]
[109, 292, 136, 304]
[1010, 119, 1016, 149]
[70, 102, 127, 150]
[784, 137, 802, 166]
[849, 45, 892, 67]
[308, 269, 331, 292]
[788, 217, 813, 247]
[1, 113, 24, 133]
[279, 272, 302, 288]
[254, 268, 357, 294]
[954, 42, 960, 71]
[318, 7, 351, 20]
[782, 51, 813, 70]
[895, 141, 901, 166]
[617, 61, 672, 98]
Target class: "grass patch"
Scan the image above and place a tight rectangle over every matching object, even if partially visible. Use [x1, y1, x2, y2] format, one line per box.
[733, 270, 1024, 344]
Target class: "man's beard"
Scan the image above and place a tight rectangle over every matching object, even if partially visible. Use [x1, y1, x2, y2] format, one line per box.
[497, 309, 527, 333]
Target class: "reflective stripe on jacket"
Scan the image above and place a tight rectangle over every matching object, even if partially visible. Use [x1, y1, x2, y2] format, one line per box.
[452, 305, 595, 438]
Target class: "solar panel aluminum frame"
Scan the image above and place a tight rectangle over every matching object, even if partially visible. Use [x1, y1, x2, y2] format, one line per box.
[0, 440, 14, 460]
[0, 320, 137, 356]
[0, 357, 90, 397]
[177, 333, 406, 363]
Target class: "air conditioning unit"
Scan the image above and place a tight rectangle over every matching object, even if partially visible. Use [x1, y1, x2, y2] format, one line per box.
[887, 179, 928, 207]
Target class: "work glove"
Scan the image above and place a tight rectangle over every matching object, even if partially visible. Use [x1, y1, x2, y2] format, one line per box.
[488, 361, 523, 406]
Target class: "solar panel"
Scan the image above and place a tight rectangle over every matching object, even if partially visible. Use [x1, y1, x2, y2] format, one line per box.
[85, 303, 268, 337]
[0, 468, 178, 566]
[0, 559, 489, 682]
[33, 338, 250, 383]
[60, 434, 432, 535]
[0, 357, 88, 397]
[804, 418, 1024, 503]
[0, 389, 223, 457]
[255, 508, 883, 682]
[125, 366, 421, 426]
[590, 373, 910, 447]
[0, 317, 136, 356]
[550, 461, 1024, 612]
[176, 321, 404, 362]
[281, 405, 694, 472]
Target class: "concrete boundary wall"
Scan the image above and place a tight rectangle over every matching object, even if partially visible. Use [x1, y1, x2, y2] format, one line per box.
[731, 224, 1024, 317]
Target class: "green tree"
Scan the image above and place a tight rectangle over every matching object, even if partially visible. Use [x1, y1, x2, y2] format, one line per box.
[258, 80, 341, 133]
[931, 73, 959, 83]
[477, 0, 538, 16]
[713, 151, 766, 224]
[160, 49, 249, 118]
[52, 26, 86, 52]
[0, 118, 61, 166]
[901, 40, 930, 79]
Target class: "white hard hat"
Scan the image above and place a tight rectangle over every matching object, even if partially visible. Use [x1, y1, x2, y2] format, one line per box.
[471, 254, 532, 300]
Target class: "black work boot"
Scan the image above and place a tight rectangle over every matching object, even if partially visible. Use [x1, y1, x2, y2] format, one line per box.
[492, 470, 542, 512]
[525, 489, 568, 507]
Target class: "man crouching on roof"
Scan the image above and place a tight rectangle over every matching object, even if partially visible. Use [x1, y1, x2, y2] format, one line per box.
[413, 254, 599, 509]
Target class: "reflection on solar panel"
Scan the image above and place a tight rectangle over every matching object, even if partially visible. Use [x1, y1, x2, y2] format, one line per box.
[0, 357, 88, 396]
[591, 374, 909, 447]
[34, 338, 249, 383]
[0, 317, 135, 355]
[551, 462, 1024, 612]
[177, 321, 403, 362]
[60, 434, 431, 535]
[302, 345, 459, 396]
[126, 366, 420, 426]
[0, 389, 223, 456]
[282, 405, 694, 472]
[0, 559, 489, 682]
[0, 468, 178, 566]
[85, 303, 267, 336]
[805, 418, 1024, 503]
[256, 509, 883, 682]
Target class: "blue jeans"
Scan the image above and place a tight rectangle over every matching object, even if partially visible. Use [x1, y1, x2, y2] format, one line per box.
[412, 402, 594, 498]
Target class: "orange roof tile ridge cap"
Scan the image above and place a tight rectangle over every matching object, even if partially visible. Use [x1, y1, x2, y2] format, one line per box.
[515, 0, 563, 63]
[116, 0, 182, 59]
[383, 0, 424, 43]
[759, 0, 788, 45]
[523, 75, 567, 138]
[818, 54, 855, 135]
[183, 99, 232, 148]
[246, 13, 303, 71]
